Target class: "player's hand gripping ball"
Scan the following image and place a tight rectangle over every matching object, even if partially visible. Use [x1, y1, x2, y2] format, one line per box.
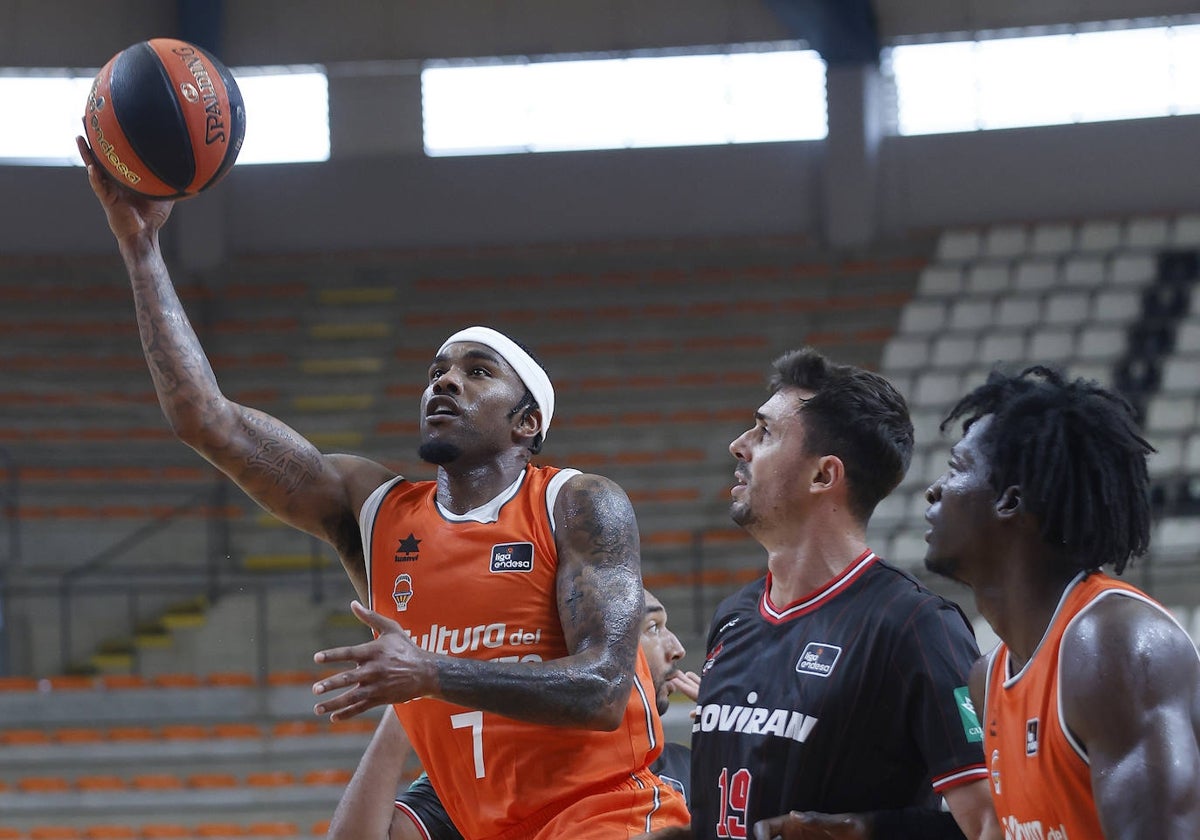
[83, 37, 246, 198]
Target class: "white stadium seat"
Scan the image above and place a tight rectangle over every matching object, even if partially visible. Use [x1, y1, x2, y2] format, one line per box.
[937, 229, 983, 261]
[1076, 325, 1125, 362]
[1109, 253, 1156, 287]
[1076, 219, 1122, 252]
[1029, 222, 1076, 255]
[1013, 258, 1059, 292]
[1124, 216, 1170, 249]
[917, 265, 964, 296]
[1061, 255, 1107, 289]
[965, 262, 1012, 295]
[982, 225, 1029, 258]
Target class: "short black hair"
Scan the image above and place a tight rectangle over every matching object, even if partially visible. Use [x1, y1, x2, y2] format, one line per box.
[941, 366, 1154, 575]
[770, 347, 913, 524]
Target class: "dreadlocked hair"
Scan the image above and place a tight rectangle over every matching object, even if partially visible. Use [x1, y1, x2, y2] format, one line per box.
[941, 366, 1154, 575]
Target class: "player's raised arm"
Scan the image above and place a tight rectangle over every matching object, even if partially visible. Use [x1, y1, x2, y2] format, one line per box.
[76, 137, 394, 595]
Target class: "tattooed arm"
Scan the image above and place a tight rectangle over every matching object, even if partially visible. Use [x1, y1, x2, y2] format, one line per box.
[77, 138, 394, 598]
[312, 473, 645, 729]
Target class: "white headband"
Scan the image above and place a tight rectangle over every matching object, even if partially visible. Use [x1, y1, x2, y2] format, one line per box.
[437, 326, 555, 440]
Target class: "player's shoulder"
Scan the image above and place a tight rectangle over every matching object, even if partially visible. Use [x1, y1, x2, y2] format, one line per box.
[706, 577, 767, 641]
[1066, 586, 1196, 664]
[864, 557, 975, 637]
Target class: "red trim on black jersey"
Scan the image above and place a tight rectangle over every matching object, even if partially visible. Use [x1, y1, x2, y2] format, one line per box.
[931, 764, 990, 793]
[394, 800, 434, 840]
[759, 550, 877, 624]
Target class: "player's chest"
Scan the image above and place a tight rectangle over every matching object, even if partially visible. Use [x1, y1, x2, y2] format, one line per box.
[699, 615, 890, 719]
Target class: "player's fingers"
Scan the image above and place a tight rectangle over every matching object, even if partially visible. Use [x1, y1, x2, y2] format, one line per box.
[75, 135, 95, 166]
[313, 640, 372, 667]
[313, 685, 368, 718]
[349, 599, 400, 634]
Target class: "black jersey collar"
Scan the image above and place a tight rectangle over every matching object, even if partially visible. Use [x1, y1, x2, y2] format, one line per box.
[759, 550, 878, 624]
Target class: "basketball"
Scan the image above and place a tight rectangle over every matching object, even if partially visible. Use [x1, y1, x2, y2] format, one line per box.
[83, 38, 246, 198]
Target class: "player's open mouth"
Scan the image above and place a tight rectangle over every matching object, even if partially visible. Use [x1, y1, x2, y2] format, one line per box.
[425, 396, 460, 418]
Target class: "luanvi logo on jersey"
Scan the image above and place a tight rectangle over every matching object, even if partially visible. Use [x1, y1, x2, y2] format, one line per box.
[954, 686, 984, 743]
[490, 542, 534, 573]
[1025, 718, 1040, 756]
[795, 642, 841, 678]
[394, 532, 421, 562]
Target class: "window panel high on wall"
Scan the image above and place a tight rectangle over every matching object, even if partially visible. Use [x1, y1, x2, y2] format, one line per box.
[888, 20, 1200, 136]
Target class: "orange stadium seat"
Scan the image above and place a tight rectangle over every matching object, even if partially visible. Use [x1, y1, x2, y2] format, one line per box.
[138, 825, 191, 839]
[55, 727, 105, 744]
[245, 771, 295, 788]
[270, 720, 321, 738]
[244, 823, 297, 838]
[18, 775, 71, 794]
[131, 774, 183, 791]
[0, 828, 22, 839]
[99, 674, 147, 690]
[0, 676, 38, 691]
[211, 722, 261, 739]
[159, 724, 208, 740]
[152, 674, 202, 689]
[28, 828, 82, 840]
[186, 773, 238, 789]
[1, 728, 50, 746]
[107, 726, 155, 742]
[206, 671, 256, 688]
[302, 768, 353, 786]
[76, 775, 127, 792]
[193, 824, 244, 838]
[83, 826, 138, 839]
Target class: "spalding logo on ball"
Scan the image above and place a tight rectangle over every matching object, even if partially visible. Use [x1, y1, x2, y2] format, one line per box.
[84, 37, 247, 198]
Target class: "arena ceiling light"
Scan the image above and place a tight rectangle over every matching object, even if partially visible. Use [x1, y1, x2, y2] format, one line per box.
[889, 22, 1200, 135]
[0, 65, 329, 166]
[421, 43, 828, 156]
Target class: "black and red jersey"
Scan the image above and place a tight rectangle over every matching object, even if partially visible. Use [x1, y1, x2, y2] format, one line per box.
[688, 551, 987, 839]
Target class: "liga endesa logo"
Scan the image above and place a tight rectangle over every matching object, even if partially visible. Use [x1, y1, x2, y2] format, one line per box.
[489, 542, 534, 573]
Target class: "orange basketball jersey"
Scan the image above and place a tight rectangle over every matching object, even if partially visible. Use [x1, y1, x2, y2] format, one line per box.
[983, 572, 1175, 838]
[360, 464, 682, 840]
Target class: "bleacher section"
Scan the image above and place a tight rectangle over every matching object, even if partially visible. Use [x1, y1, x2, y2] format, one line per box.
[873, 214, 1200, 627]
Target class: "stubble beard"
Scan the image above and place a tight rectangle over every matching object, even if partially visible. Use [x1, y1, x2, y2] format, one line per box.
[418, 440, 463, 465]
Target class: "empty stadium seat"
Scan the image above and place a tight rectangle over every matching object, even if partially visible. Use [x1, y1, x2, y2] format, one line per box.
[1061, 255, 1107, 289]
[1013, 258, 1059, 292]
[982, 225, 1028, 258]
[1109, 253, 1156, 287]
[1029, 222, 1075, 255]
[916, 265, 963, 296]
[964, 262, 1012, 295]
[1125, 216, 1171, 249]
[1172, 213, 1200, 246]
[936, 229, 982, 261]
[1076, 220, 1123, 252]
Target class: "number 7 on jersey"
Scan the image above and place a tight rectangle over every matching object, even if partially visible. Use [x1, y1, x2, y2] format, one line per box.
[450, 710, 486, 778]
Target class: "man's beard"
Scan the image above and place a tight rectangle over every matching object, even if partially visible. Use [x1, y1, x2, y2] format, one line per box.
[418, 440, 463, 465]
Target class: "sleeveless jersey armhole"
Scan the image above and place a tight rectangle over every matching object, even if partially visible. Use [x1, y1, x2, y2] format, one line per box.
[358, 476, 407, 609]
[545, 468, 581, 535]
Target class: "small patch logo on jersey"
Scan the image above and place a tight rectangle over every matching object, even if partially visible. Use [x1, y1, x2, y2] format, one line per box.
[702, 642, 724, 676]
[990, 749, 1002, 794]
[392, 574, 414, 611]
[1025, 718, 1039, 756]
[954, 686, 983, 743]
[394, 533, 421, 562]
[490, 542, 534, 573]
[795, 642, 842, 678]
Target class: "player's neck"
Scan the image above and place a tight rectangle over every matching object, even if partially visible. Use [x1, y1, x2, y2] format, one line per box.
[762, 523, 868, 606]
[976, 551, 1079, 668]
[435, 457, 529, 515]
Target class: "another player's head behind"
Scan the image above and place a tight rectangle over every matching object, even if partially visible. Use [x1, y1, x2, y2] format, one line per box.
[419, 326, 552, 467]
[926, 365, 1154, 581]
[640, 589, 685, 715]
[729, 347, 913, 530]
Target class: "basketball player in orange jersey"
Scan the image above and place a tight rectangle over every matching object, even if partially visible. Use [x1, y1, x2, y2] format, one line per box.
[925, 366, 1200, 839]
[75, 136, 688, 840]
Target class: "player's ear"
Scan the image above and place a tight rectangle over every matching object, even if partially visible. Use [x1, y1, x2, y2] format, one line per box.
[811, 455, 844, 493]
[513, 406, 543, 445]
[995, 485, 1021, 519]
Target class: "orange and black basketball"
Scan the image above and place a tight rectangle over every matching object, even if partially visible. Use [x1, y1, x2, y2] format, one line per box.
[83, 37, 246, 198]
